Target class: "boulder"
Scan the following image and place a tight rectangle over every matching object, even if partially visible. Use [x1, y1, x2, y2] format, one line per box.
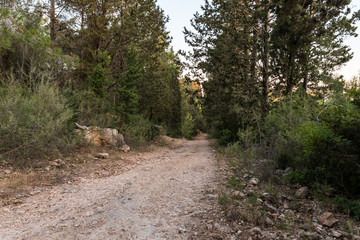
[318, 212, 338, 227]
[75, 123, 125, 147]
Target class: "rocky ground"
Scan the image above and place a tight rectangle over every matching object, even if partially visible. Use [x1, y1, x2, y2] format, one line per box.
[0, 134, 359, 239]
[186, 150, 360, 240]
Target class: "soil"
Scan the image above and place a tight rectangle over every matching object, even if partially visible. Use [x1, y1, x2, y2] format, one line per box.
[0, 134, 223, 240]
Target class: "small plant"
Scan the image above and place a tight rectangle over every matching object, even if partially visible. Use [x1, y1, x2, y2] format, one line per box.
[219, 193, 231, 206]
[227, 175, 243, 191]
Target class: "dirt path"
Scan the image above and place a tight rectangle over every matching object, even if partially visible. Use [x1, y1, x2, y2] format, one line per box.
[0, 135, 219, 240]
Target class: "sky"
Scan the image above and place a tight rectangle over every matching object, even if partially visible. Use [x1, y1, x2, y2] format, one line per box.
[156, 0, 360, 81]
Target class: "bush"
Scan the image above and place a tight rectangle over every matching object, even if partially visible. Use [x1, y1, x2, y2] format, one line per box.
[121, 114, 154, 146]
[265, 92, 317, 168]
[181, 113, 196, 140]
[333, 196, 360, 220]
[0, 80, 74, 165]
[265, 91, 360, 197]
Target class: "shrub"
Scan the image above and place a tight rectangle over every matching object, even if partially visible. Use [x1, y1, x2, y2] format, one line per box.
[0, 80, 74, 165]
[333, 196, 360, 220]
[265, 92, 316, 168]
[181, 113, 196, 140]
[121, 114, 154, 146]
[266, 91, 360, 197]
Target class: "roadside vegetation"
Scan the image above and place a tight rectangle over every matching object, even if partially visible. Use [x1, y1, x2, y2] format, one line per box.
[0, 1, 202, 166]
[184, 0, 360, 227]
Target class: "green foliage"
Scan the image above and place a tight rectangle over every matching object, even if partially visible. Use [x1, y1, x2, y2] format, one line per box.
[227, 175, 243, 191]
[265, 92, 360, 197]
[217, 129, 233, 146]
[87, 50, 111, 98]
[70, 89, 118, 128]
[265, 93, 316, 168]
[219, 194, 231, 206]
[117, 46, 141, 119]
[0, 80, 74, 165]
[181, 113, 196, 140]
[121, 114, 154, 146]
[333, 196, 360, 221]
[0, 9, 66, 82]
[180, 78, 204, 138]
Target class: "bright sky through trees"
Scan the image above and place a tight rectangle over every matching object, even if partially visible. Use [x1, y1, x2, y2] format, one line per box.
[157, 0, 360, 81]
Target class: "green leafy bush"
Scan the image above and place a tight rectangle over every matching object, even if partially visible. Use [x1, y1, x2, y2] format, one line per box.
[266, 92, 360, 197]
[0, 80, 74, 165]
[122, 114, 154, 146]
[181, 113, 196, 140]
[265, 93, 316, 168]
[333, 196, 360, 220]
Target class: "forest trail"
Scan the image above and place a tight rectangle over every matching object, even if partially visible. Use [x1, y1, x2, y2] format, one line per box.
[0, 134, 219, 240]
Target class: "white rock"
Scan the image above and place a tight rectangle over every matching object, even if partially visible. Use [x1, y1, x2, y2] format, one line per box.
[121, 144, 131, 153]
[249, 178, 259, 185]
[331, 230, 342, 238]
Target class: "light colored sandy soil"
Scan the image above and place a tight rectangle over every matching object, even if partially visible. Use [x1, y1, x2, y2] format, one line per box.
[0, 134, 219, 240]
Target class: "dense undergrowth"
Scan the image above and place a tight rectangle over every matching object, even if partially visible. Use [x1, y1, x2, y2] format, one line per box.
[212, 82, 360, 220]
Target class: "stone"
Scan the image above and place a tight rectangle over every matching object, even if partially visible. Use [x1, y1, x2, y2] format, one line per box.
[331, 230, 342, 238]
[50, 159, 65, 167]
[284, 167, 293, 175]
[295, 187, 309, 198]
[4, 169, 11, 174]
[75, 123, 125, 147]
[299, 231, 321, 240]
[318, 212, 338, 227]
[96, 153, 110, 159]
[233, 191, 241, 197]
[50, 161, 60, 167]
[250, 227, 261, 236]
[264, 201, 278, 213]
[121, 144, 131, 153]
[265, 217, 274, 226]
[275, 169, 285, 176]
[249, 178, 259, 185]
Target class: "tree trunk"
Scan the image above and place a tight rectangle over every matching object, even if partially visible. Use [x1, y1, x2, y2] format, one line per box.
[50, 0, 56, 42]
[286, 50, 295, 95]
[262, 1, 270, 113]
